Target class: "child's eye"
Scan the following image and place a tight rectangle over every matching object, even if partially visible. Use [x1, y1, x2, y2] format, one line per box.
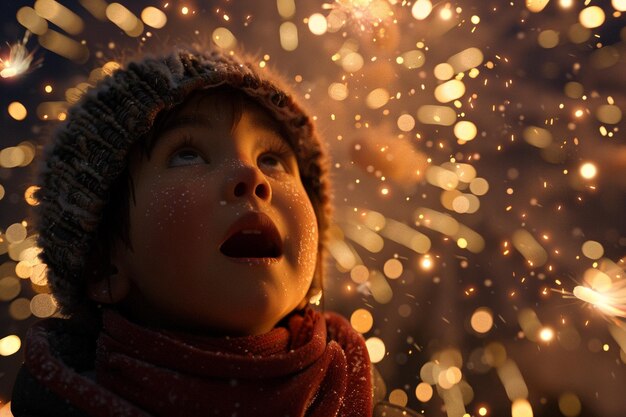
[168, 149, 207, 167]
[258, 153, 288, 173]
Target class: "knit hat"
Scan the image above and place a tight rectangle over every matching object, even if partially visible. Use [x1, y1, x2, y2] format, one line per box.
[35, 49, 331, 316]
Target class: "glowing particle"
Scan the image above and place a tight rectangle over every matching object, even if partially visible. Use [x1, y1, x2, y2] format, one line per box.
[8, 102, 27, 121]
[447, 47, 484, 74]
[350, 308, 374, 333]
[478, 406, 488, 416]
[9, 298, 32, 320]
[522, 126, 552, 148]
[415, 382, 433, 402]
[417, 105, 457, 126]
[5, 223, 27, 243]
[471, 15, 480, 24]
[511, 398, 534, 417]
[350, 264, 369, 283]
[512, 229, 548, 267]
[0, 335, 21, 356]
[471, 307, 494, 333]
[454, 121, 478, 141]
[559, 0, 573, 8]
[181, 6, 189, 15]
[106, 3, 144, 36]
[439, 7, 453, 20]
[308, 13, 327, 35]
[581, 240, 604, 260]
[539, 327, 554, 342]
[342, 52, 364, 72]
[434, 79, 466, 103]
[0, 277, 21, 301]
[24, 185, 40, 206]
[16, 6, 48, 35]
[277, 0, 296, 18]
[538, 30, 559, 48]
[419, 255, 433, 270]
[596, 104, 622, 124]
[141, 6, 167, 29]
[401, 50, 425, 69]
[397, 114, 415, 132]
[279, 21, 298, 51]
[44, 84, 53, 93]
[328, 83, 348, 101]
[383, 258, 403, 279]
[469, 178, 489, 196]
[558, 392, 581, 417]
[613, 0, 626, 11]
[365, 337, 386, 363]
[411, 0, 432, 20]
[212, 27, 237, 50]
[579, 162, 597, 179]
[30, 293, 57, 318]
[34, 0, 84, 35]
[579, 6, 605, 28]
[389, 389, 408, 407]
[366, 88, 390, 109]
[526, 0, 549, 12]
[434, 63, 454, 80]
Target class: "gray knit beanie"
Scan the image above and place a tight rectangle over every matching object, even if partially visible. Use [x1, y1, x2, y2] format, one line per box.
[35, 49, 331, 316]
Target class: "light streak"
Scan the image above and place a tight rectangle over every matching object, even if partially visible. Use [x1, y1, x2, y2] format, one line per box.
[0, 31, 38, 79]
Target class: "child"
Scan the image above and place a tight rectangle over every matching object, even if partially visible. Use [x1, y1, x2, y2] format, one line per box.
[9, 49, 386, 416]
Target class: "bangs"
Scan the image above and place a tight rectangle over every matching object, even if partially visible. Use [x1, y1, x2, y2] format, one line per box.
[140, 85, 247, 158]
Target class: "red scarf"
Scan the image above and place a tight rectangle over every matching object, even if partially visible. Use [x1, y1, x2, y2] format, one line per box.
[23, 308, 372, 417]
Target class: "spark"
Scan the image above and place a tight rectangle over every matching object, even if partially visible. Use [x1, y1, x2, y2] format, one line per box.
[0, 32, 39, 79]
[573, 280, 626, 318]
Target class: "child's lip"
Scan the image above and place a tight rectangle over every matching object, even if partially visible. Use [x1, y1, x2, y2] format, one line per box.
[219, 212, 283, 259]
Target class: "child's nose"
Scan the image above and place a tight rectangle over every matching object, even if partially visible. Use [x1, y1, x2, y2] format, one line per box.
[223, 163, 272, 203]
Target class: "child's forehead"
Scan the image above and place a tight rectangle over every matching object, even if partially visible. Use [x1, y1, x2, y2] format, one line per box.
[160, 89, 283, 134]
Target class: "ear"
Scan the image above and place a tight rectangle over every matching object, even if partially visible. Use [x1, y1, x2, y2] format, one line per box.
[86, 241, 131, 304]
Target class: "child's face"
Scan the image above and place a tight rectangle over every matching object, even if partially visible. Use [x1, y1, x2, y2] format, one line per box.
[111, 91, 319, 335]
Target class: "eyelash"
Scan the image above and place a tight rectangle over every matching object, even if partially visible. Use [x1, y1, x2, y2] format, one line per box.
[168, 135, 294, 170]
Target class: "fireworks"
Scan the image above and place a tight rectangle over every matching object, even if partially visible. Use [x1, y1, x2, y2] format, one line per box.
[0, 31, 38, 79]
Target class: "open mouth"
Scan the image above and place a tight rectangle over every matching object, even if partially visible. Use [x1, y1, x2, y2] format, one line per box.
[219, 212, 283, 259]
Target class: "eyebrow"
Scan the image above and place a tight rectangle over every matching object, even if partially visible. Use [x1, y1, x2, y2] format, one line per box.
[159, 114, 215, 135]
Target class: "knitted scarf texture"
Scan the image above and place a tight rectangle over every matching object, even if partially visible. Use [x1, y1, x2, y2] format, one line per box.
[19, 308, 372, 417]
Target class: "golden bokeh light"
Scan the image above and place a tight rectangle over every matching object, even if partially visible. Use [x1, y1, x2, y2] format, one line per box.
[16, 6, 48, 35]
[141, 6, 167, 29]
[30, 293, 57, 318]
[558, 392, 582, 417]
[328, 82, 348, 101]
[511, 398, 534, 417]
[279, 22, 298, 51]
[415, 382, 433, 402]
[389, 389, 408, 407]
[526, 0, 549, 12]
[396, 113, 415, 132]
[0, 277, 21, 302]
[538, 30, 559, 48]
[212, 27, 237, 50]
[581, 240, 604, 260]
[434, 79, 466, 103]
[308, 13, 327, 35]
[277, 0, 296, 18]
[411, 0, 432, 20]
[401, 50, 425, 69]
[579, 162, 597, 179]
[8, 101, 27, 121]
[454, 121, 478, 141]
[579, 6, 605, 29]
[417, 105, 457, 126]
[383, 258, 403, 279]
[366, 88, 390, 109]
[350, 308, 374, 333]
[434, 63, 454, 80]
[0, 335, 21, 356]
[471, 307, 494, 333]
[365, 337, 386, 363]
[539, 326, 554, 342]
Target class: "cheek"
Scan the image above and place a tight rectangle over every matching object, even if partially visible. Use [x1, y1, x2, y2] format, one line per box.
[278, 181, 319, 270]
[131, 179, 216, 257]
